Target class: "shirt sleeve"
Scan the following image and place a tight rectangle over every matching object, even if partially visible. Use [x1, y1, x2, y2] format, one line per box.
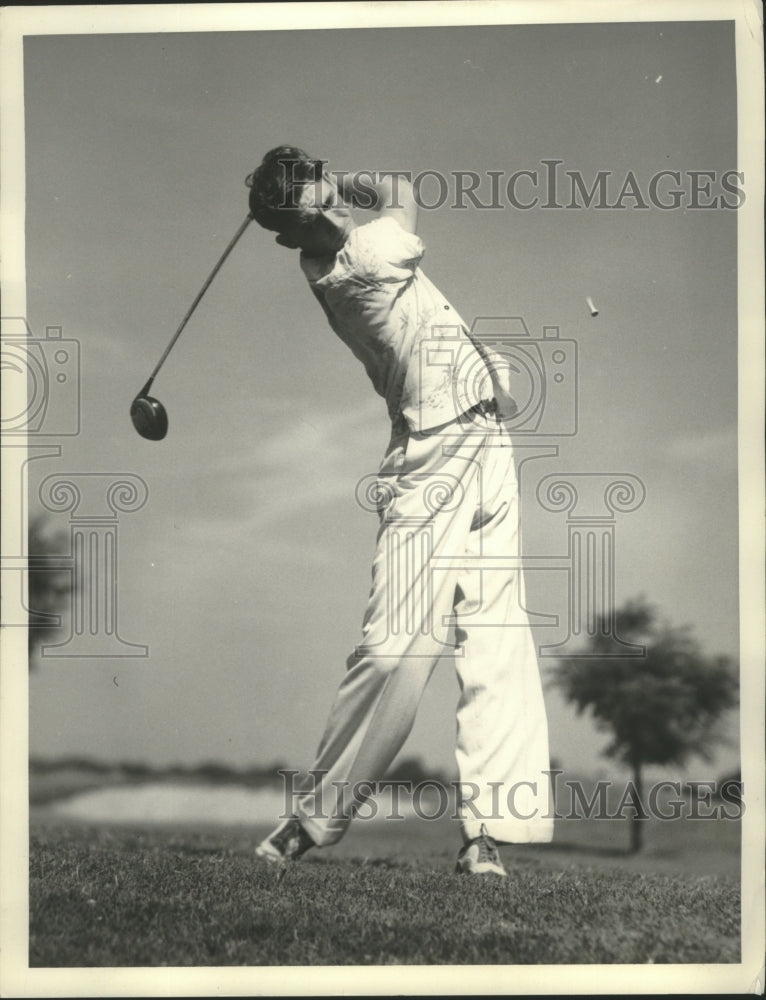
[336, 217, 425, 283]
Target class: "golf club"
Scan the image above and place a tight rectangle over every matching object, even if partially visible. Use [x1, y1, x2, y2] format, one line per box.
[130, 214, 253, 440]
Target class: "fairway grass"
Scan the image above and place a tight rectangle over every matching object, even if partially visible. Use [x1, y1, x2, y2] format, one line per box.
[29, 821, 740, 967]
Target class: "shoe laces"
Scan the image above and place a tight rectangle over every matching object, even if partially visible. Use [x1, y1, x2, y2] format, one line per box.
[270, 819, 313, 860]
[474, 824, 501, 865]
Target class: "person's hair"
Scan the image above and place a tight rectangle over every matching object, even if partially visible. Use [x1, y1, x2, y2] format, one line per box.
[245, 146, 323, 233]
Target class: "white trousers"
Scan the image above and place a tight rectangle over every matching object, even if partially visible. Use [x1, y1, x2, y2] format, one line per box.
[296, 412, 554, 846]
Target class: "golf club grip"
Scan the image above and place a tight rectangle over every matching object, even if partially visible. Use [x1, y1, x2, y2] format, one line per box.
[148, 214, 253, 381]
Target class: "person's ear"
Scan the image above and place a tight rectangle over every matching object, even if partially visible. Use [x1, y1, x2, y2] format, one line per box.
[275, 233, 299, 250]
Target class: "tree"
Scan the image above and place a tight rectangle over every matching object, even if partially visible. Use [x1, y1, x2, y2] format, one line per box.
[551, 597, 738, 853]
[27, 515, 73, 663]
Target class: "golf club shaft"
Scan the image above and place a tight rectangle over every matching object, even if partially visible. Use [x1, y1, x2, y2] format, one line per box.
[146, 214, 253, 385]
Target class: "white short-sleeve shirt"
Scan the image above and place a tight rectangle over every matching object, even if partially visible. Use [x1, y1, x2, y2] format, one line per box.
[300, 217, 491, 432]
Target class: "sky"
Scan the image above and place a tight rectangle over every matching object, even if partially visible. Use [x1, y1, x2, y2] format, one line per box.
[6, 10, 755, 782]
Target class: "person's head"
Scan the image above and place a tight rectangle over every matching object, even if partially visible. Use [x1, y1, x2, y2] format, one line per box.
[246, 145, 354, 257]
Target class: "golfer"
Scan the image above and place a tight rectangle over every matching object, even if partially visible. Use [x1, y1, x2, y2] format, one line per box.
[246, 147, 553, 876]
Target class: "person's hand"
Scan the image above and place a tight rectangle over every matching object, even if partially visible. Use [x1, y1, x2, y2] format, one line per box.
[484, 351, 520, 420]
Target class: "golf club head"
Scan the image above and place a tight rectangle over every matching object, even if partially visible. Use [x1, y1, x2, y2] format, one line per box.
[130, 393, 168, 440]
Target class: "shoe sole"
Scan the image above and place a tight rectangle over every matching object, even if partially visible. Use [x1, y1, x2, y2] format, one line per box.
[455, 862, 508, 876]
[255, 844, 283, 864]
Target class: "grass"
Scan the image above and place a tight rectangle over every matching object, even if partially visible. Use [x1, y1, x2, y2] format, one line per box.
[29, 816, 740, 967]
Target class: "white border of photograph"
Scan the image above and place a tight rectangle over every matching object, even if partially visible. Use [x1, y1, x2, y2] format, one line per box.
[1, 1, 763, 996]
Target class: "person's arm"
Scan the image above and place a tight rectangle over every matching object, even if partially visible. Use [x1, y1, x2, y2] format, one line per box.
[336, 170, 418, 234]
